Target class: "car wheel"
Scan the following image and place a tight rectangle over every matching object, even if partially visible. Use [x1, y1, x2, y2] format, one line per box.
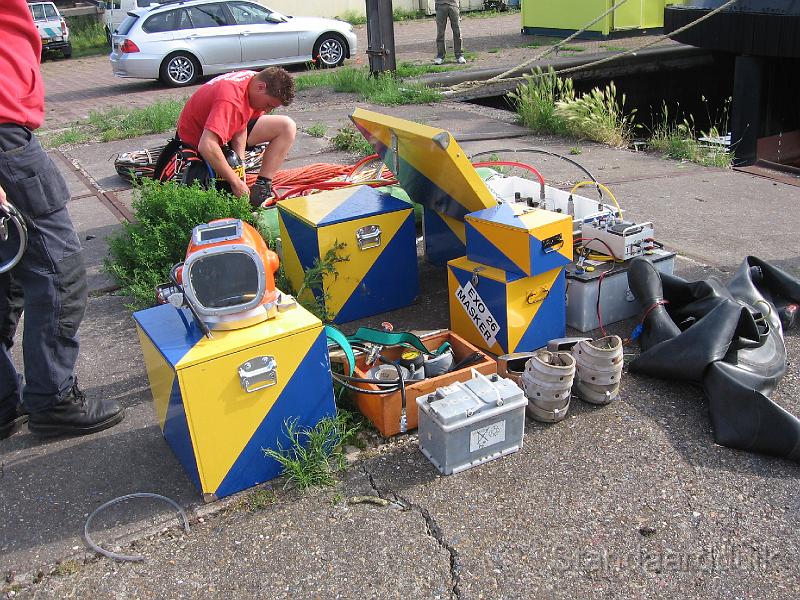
[160, 52, 201, 87]
[313, 34, 346, 68]
[63, 43, 72, 59]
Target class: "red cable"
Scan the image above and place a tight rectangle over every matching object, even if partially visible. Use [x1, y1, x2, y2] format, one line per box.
[472, 160, 545, 191]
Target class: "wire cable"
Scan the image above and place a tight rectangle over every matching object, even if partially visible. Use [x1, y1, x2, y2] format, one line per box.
[468, 148, 599, 187]
[570, 181, 621, 216]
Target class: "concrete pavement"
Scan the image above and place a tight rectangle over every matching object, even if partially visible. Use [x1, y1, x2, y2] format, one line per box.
[2, 12, 800, 600]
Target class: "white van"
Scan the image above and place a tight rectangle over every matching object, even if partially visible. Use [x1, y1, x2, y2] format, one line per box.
[27, 1, 72, 59]
[101, 0, 156, 43]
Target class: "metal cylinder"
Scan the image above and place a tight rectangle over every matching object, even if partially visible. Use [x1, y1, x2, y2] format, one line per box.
[573, 335, 623, 405]
[522, 349, 576, 423]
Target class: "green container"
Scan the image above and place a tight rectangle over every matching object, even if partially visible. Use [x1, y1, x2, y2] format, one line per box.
[521, 0, 686, 38]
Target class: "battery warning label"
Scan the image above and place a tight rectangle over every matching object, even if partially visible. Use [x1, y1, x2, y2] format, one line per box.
[455, 280, 499, 348]
[470, 420, 506, 453]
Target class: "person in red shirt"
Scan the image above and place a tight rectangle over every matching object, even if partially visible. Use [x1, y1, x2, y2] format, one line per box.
[0, 0, 124, 440]
[175, 67, 296, 207]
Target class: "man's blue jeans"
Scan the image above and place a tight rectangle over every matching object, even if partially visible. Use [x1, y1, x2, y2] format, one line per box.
[0, 124, 87, 418]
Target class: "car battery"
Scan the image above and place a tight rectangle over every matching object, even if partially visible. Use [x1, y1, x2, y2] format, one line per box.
[566, 248, 676, 332]
[133, 301, 336, 502]
[447, 256, 566, 355]
[417, 371, 527, 475]
[465, 203, 573, 277]
[278, 185, 418, 324]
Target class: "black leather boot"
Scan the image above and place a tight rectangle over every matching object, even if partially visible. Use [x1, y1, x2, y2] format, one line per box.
[27, 381, 124, 437]
[0, 405, 28, 440]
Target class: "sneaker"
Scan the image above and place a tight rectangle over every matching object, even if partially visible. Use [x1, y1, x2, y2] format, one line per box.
[27, 380, 125, 438]
[249, 177, 274, 208]
[456, 56, 467, 64]
[433, 57, 444, 65]
[0, 405, 28, 440]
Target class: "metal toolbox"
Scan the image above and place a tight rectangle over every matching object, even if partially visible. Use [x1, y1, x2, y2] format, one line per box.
[278, 185, 418, 324]
[417, 371, 527, 475]
[465, 202, 573, 277]
[134, 301, 336, 501]
[447, 256, 566, 355]
[566, 249, 676, 332]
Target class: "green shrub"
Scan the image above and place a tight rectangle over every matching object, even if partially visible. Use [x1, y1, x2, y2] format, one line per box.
[555, 82, 637, 147]
[105, 180, 257, 309]
[508, 67, 575, 135]
[264, 412, 360, 491]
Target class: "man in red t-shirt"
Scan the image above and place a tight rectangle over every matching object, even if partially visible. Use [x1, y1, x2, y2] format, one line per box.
[176, 67, 296, 207]
[1, 0, 124, 440]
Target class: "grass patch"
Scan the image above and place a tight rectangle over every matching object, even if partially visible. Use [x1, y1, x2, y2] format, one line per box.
[488, 48, 500, 53]
[296, 65, 441, 105]
[569, 146, 582, 155]
[601, 45, 627, 52]
[393, 8, 427, 20]
[337, 11, 366, 25]
[508, 67, 575, 135]
[305, 122, 327, 137]
[332, 124, 375, 156]
[646, 99, 732, 168]
[69, 19, 107, 57]
[556, 82, 637, 147]
[559, 45, 586, 53]
[53, 560, 81, 577]
[43, 99, 186, 147]
[245, 488, 276, 511]
[264, 412, 360, 491]
[105, 179, 259, 309]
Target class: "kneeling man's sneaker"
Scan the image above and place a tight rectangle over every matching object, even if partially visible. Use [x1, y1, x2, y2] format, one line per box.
[433, 57, 444, 65]
[249, 177, 274, 208]
[456, 56, 467, 64]
[0, 406, 28, 440]
[28, 381, 124, 438]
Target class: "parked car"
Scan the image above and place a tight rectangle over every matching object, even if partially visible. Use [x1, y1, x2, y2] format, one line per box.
[99, 0, 157, 44]
[27, 1, 72, 60]
[109, 0, 358, 87]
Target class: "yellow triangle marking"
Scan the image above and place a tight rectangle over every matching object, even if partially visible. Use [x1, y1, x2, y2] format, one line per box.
[505, 268, 562, 352]
[136, 326, 176, 430]
[468, 217, 531, 274]
[316, 208, 411, 318]
[179, 323, 323, 494]
[439, 211, 466, 243]
[278, 188, 352, 226]
[517, 212, 574, 262]
[447, 261, 504, 354]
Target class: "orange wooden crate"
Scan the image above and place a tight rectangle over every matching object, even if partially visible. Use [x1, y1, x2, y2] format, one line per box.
[352, 330, 497, 436]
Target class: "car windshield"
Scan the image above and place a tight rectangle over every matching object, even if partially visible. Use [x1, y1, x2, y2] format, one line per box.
[43, 3, 58, 19]
[28, 4, 56, 20]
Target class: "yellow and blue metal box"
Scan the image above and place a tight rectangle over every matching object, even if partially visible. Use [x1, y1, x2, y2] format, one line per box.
[465, 203, 573, 277]
[134, 302, 335, 501]
[350, 108, 496, 266]
[447, 256, 566, 356]
[277, 185, 418, 324]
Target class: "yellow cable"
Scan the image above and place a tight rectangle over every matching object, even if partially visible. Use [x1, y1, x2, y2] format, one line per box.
[570, 181, 621, 216]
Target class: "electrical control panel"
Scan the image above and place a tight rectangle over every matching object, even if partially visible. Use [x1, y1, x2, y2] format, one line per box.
[582, 218, 656, 261]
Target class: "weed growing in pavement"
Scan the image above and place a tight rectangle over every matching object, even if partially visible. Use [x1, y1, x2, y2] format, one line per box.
[293, 241, 350, 322]
[646, 98, 733, 168]
[105, 180, 258, 309]
[305, 122, 328, 137]
[558, 45, 586, 53]
[264, 412, 360, 491]
[246, 488, 276, 511]
[53, 560, 81, 577]
[569, 146, 582, 155]
[392, 8, 427, 20]
[44, 99, 186, 147]
[601, 45, 628, 52]
[488, 48, 500, 53]
[296, 66, 441, 105]
[555, 82, 638, 147]
[337, 11, 366, 25]
[509, 67, 575, 135]
[332, 124, 376, 156]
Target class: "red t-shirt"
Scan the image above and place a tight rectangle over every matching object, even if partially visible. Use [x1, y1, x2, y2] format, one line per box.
[0, 0, 45, 129]
[176, 71, 263, 149]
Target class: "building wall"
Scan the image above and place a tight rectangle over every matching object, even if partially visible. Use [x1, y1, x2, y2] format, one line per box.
[266, 0, 422, 19]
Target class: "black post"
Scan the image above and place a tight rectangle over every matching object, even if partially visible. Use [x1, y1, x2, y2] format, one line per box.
[730, 55, 764, 166]
[365, 0, 397, 74]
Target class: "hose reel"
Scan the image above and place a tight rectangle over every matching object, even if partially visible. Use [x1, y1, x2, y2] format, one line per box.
[0, 202, 28, 274]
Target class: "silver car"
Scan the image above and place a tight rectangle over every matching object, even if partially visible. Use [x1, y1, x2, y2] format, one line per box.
[109, 0, 358, 87]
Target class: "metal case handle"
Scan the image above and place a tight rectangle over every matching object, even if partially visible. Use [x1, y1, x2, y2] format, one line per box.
[238, 356, 277, 393]
[356, 224, 382, 250]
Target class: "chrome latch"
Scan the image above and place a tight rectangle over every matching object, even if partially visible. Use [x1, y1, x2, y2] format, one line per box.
[356, 224, 382, 250]
[238, 356, 277, 393]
